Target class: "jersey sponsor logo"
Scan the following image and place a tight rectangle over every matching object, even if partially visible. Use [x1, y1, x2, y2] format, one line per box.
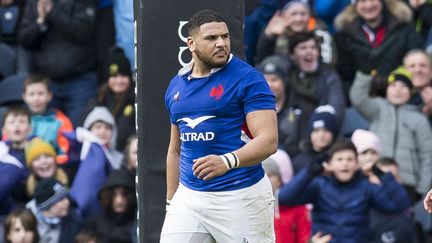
[177, 116, 216, 142]
[210, 84, 224, 100]
[180, 132, 215, 142]
[177, 116, 215, 129]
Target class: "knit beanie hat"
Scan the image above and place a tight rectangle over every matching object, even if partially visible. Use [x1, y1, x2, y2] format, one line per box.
[34, 177, 69, 211]
[83, 106, 117, 148]
[25, 137, 57, 167]
[283, 0, 310, 11]
[105, 47, 132, 79]
[308, 105, 338, 137]
[256, 56, 288, 80]
[351, 129, 381, 154]
[387, 66, 413, 90]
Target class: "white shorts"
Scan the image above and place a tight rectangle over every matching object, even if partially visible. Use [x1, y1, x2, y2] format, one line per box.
[160, 175, 275, 243]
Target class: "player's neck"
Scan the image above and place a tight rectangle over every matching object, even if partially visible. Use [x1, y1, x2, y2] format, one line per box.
[191, 62, 211, 78]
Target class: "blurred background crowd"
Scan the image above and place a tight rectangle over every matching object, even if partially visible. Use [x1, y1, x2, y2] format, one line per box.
[1, 0, 432, 242]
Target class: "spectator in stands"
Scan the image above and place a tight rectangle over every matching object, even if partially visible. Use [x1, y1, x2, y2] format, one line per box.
[19, 0, 98, 126]
[1, 106, 33, 207]
[334, 0, 423, 98]
[262, 156, 311, 243]
[2, 106, 32, 165]
[83, 169, 137, 243]
[350, 66, 432, 202]
[292, 106, 337, 174]
[3, 208, 39, 243]
[351, 129, 381, 181]
[80, 47, 135, 151]
[403, 49, 432, 119]
[0, 0, 30, 80]
[255, 0, 335, 65]
[70, 106, 122, 217]
[271, 32, 345, 157]
[25, 137, 68, 197]
[26, 177, 82, 243]
[123, 134, 137, 173]
[22, 73, 73, 164]
[279, 141, 411, 242]
[369, 157, 415, 243]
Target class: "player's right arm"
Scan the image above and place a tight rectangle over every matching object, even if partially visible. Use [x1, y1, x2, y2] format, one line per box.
[166, 124, 180, 201]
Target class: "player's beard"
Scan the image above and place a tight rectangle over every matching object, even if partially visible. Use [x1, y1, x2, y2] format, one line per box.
[195, 48, 229, 69]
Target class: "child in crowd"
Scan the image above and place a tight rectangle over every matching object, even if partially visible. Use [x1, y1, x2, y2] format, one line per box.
[351, 129, 381, 182]
[1, 106, 32, 166]
[292, 105, 337, 174]
[1, 106, 33, 209]
[82, 106, 123, 168]
[3, 208, 39, 243]
[26, 178, 82, 243]
[25, 137, 68, 197]
[83, 169, 137, 243]
[262, 157, 311, 243]
[279, 141, 410, 242]
[70, 106, 123, 217]
[350, 67, 432, 201]
[367, 157, 415, 243]
[22, 73, 73, 164]
[352, 129, 417, 242]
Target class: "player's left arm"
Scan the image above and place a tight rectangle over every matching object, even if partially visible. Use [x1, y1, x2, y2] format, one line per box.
[234, 109, 278, 165]
[193, 109, 278, 180]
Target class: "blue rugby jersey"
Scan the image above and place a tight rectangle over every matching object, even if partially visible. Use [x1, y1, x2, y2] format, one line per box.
[165, 55, 275, 191]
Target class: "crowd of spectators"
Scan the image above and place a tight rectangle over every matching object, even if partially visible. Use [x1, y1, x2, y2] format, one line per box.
[248, 0, 432, 242]
[1, 0, 432, 242]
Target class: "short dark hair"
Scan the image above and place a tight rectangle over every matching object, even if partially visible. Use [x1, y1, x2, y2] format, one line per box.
[2, 105, 31, 127]
[289, 31, 321, 54]
[187, 10, 227, 36]
[23, 73, 51, 93]
[328, 140, 358, 160]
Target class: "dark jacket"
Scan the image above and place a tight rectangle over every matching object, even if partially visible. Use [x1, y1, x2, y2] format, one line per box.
[19, 0, 97, 80]
[334, 0, 424, 96]
[278, 63, 345, 157]
[368, 208, 415, 243]
[279, 169, 410, 243]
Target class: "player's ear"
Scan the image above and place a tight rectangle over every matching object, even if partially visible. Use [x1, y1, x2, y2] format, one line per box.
[187, 36, 195, 52]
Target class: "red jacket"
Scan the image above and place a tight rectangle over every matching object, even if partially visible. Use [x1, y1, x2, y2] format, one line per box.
[275, 205, 311, 243]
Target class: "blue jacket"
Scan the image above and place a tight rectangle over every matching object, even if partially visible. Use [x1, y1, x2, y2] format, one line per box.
[279, 169, 410, 243]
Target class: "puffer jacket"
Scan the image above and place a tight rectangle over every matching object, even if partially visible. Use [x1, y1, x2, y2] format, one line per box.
[334, 0, 423, 95]
[350, 71, 432, 194]
[279, 169, 410, 243]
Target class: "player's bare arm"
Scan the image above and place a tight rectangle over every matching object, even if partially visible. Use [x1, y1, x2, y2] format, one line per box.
[193, 109, 278, 180]
[166, 124, 180, 200]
